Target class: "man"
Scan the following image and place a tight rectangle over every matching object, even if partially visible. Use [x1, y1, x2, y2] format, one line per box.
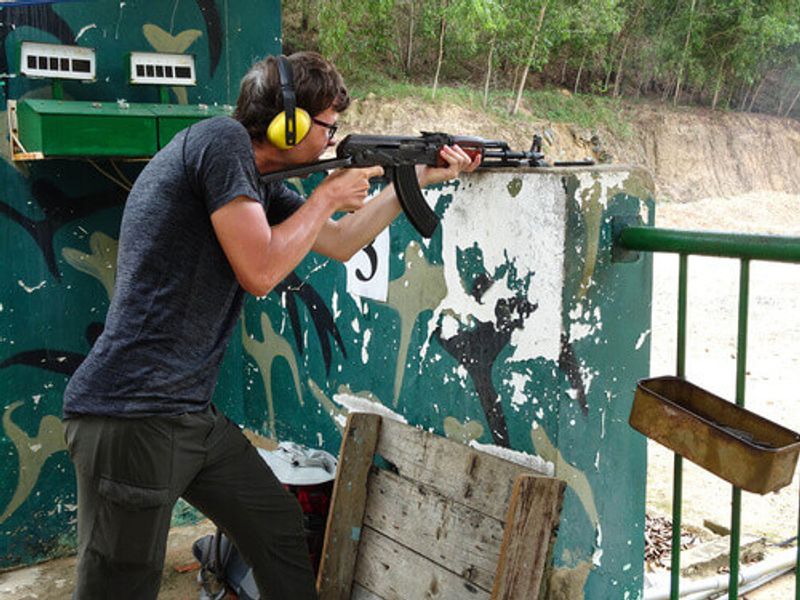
[62, 51, 478, 599]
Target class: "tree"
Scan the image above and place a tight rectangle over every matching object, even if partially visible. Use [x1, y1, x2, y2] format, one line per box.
[469, 0, 509, 107]
[317, 0, 398, 78]
[673, 0, 697, 105]
[511, 0, 549, 114]
[432, 0, 449, 98]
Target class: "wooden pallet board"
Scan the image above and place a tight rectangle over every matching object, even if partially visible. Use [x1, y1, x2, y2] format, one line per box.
[354, 527, 491, 600]
[363, 468, 505, 591]
[317, 414, 565, 600]
[317, 414, 382, 600]
[376, 418, 551, 522]
[491, 475, 565, 600]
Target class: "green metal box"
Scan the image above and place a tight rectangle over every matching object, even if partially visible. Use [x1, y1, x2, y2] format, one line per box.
[16, 99, 158, 157]
[147, 103, 233, 149]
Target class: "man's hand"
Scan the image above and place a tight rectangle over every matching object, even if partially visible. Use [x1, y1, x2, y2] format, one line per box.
[311, 165, 385, 212]
[417, 144, 481, 187]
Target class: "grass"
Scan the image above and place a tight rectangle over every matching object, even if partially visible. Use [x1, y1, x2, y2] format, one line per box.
[348, 74, 634, 140]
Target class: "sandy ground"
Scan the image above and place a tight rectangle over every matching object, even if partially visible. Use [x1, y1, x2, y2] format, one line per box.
[0, 519, 217, 600]
[1, 192, 798, 599]
[647, 191, 800, 599]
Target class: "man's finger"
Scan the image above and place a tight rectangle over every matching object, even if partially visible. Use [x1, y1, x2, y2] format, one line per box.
[450, 144, 472, 160]
[442, 145, 471, 168]
[362, 166, 385, 179]
[464, 154, 482, 172]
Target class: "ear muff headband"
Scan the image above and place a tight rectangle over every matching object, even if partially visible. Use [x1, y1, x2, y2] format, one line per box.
[266, 55, 311, 150]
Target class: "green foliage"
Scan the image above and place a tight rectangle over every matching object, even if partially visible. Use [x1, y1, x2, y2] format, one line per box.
[530, 89, 633, 136]
[282, 0, 800, 118]
[317, 0, 399, 77]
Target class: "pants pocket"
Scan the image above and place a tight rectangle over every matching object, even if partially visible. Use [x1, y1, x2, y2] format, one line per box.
[92, 477, 173, 565]
[98, 477, 170, 509]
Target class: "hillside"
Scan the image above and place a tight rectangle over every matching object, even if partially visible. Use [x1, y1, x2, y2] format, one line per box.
[337, 94, 800, 203]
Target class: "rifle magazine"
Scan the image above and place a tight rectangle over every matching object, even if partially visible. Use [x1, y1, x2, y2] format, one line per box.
[392, 165, 439, 238]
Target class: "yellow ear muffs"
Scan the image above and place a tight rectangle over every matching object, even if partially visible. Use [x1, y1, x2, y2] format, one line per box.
[266, 107, 311, 150]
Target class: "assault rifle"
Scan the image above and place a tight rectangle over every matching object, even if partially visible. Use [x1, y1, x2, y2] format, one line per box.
[261, 132, 591, 238]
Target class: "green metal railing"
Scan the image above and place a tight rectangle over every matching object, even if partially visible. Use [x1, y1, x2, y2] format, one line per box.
[617, 226, 800, 600]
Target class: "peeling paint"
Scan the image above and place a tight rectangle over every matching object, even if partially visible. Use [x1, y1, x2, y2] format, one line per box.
[332, 290, 341, 321]
[332, 387, 406, 424]
[431, 173, 566, 363]
[635, 329, 651, 350]
[508, 372, 530, 412]
[17, 280, 46, 293]
[469, 440, 554, 476]
[75, 23, 97, 41]
[309, 381, 407, 431]
[574, 171, 632, 300]
[601, 408, 606, 438]
[569, 302, 603, 343]
[593, 524, 604, 566]
[361, 329, 371, 364]
[575, 171, 631, 212]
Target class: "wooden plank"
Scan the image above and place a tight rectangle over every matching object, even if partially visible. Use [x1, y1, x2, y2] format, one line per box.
[354, 527, 490, 600]
[490, 474, 566, 600]
[376, 418, 551, 521]
[317, 413, 382, 600]
[363, 468, 504, 592]
[351, 583, 384, 600]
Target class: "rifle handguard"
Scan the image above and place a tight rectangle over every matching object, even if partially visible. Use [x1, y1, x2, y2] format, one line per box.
[391, 165, 439, 238]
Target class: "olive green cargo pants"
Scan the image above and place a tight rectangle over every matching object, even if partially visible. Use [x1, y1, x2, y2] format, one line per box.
[65, 405, 318, 600]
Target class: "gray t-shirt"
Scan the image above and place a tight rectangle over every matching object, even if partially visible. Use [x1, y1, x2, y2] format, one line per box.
[63, 117, 303, 418]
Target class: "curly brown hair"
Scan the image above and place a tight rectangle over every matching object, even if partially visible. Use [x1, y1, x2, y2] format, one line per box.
[234, 51, 350, 142]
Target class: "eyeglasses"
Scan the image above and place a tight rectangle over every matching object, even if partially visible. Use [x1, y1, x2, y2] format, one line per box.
[312, 117, 338, 140]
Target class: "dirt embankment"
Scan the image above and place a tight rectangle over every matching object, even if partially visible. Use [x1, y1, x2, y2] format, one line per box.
[613, 106, 800, 202]
[339, 95, 800, 202]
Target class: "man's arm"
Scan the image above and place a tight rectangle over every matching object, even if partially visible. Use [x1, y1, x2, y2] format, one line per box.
[211, 166, 383, 296]
[311, 184, 402, 262]
[313, 145, 479, 261]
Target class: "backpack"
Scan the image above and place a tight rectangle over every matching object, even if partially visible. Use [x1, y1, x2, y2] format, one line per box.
[192, 442, 337, 599]
[193, 528, 259, 600]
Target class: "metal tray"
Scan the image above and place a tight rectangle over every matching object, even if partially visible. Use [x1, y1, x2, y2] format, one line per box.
[629, 376, 800, 494]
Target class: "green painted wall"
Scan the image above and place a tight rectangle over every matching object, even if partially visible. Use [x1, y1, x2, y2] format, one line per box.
[0, 3, 654, 599]
[0, 0, 281, 568]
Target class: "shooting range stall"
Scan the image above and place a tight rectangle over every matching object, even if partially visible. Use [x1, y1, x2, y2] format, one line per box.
[1, 1, 655, 598]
